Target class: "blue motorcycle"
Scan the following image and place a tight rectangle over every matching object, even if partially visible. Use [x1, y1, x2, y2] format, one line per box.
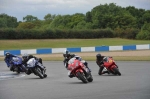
[10, 57, 25, 73]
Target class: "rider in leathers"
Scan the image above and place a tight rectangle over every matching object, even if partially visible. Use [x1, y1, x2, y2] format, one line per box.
[4, 52, 26, 72]
[96, 53, 110, 75]
[4, 52, 17, 68]
[63, 50, 76, 69]
[22, 54, 46, 75]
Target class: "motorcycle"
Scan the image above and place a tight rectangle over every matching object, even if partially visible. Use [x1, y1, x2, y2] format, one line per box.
[68, 58, 93, 83]
[26, 58, 47, 79]
[10, 57, 25, 73]
[102, 56, 121, 76]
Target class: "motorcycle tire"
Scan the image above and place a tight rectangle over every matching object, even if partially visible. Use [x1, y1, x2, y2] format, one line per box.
[35, 67, 44, 79]
[77, 72, 88, 83]
[16, 67, 20, 74]
[87, 73, 93, 82]
[17, 70, 20, 74]
[44, 74, 47, 78]
[113, 67, 121, 76]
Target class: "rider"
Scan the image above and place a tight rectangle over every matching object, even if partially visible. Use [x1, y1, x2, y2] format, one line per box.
[63, 50, 76, 69]
[96, 53, 109, 75]
[22, 54, 43, 65]
[22, 53, 45, 75]
[63, 50, 91, 72]
[4, 52, 17, 68]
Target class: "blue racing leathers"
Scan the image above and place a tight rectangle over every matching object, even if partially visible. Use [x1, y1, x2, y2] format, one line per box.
[4, 54, 17, 67]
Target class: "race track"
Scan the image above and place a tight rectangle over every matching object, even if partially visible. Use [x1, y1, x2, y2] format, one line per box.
[0, 61, 150, 99]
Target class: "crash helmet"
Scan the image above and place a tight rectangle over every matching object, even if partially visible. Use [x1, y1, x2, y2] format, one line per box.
[22, 53, 29, 60]
[74, 56, 82, 61]
[63, 50, 70, 57]
[96, 53, 102, 60]
[72, 54, 76, 58]
[5, 52, 10, 58]
[28, 55, 34, 59]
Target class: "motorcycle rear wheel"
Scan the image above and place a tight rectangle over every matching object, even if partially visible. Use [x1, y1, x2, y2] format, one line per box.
[77, 72, 88, 83]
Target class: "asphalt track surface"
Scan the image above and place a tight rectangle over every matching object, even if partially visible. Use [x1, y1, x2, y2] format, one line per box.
[0, 61, 150, 99]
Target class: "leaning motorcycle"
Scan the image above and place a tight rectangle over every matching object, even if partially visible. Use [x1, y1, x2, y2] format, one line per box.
[26, 58, 47, 79]
[68, 58, 93, 83]
[102, 56, 121, 76]
[10, 57, 25, 73]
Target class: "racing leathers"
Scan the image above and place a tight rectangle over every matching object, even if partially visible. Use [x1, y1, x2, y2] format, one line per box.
[22, 55, 45, 75]
[4, 54, 17, 68]
[96, 56, 109, 75]
[63, 54, 75, 69]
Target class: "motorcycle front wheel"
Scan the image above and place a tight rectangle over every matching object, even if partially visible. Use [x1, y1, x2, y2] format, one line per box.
[77, 72, 88, 83]
[113, 67, 121, 76]
[16, 67, 20, 74]
[87, 73, 93, 82]
[35, 67, 44, 79]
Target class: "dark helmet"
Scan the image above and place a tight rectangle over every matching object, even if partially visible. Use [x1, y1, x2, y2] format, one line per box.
[63, 50, 70, 57]
[96, 53, 102, 60]
[5, 52, 10, 58]
[28, 55, 34, 59]
[72, 54, 76, 57]
[22, 53, 29, 60]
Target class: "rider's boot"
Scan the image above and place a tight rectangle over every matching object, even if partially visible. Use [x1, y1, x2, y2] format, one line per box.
[98, 66, 104, 75]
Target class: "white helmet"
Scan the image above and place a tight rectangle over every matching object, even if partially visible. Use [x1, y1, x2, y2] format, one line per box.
[74, 56, 82, 61]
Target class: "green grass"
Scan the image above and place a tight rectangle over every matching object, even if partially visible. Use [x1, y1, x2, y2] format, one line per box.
[0, 38, 150, 50]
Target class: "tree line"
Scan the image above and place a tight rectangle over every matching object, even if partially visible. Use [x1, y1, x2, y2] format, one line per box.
[0, 3, 150, 40]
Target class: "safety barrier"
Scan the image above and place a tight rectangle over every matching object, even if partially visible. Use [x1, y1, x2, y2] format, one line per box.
[0, 44, 149, 56]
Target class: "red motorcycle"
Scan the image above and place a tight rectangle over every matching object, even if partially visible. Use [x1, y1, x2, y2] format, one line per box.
[102, 56, 121, 76]
[68, 58, 93, 83]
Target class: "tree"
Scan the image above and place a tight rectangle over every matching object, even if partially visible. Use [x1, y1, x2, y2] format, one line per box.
[90, 3, 123, 29]
[70, 13, 85, 28]
[23, 15, 38, 22]
[136, 23, 150, 40]
[44, 14, 56, 24]
[115, 12, 137, 29]
[0, 13, 18, 28]
[0, 18, 7, 28]
[142, 11, 150, 23]
[17, 22, 35, 29]
[85, 11, 92, 22]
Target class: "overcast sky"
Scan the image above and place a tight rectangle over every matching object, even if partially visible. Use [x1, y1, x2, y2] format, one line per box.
[0, 0, 150, 21]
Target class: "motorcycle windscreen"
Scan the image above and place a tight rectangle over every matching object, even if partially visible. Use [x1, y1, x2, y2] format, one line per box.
[68, 59, 81, 70]
[12, 57, 22, 65]
[103, 58, 113, 68]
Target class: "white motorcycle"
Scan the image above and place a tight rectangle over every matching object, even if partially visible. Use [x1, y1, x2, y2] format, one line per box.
[27, 58, 47, 79]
